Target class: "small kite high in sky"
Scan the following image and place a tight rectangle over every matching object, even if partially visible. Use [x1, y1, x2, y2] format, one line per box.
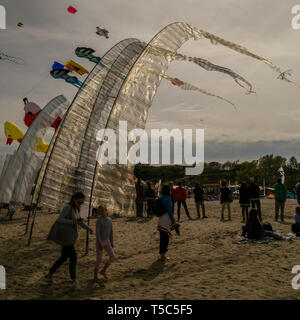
[50, 68, 83, 88]
[96, 27, 109, 38]
[64, 60, 89, 76]
[67, 6, 77, 14]
[75, 47, 102, 64]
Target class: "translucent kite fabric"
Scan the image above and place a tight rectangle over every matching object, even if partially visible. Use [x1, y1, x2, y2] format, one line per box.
[32, 22, 285, 217]
[32, 39, 146, 217]
[161, 74, 236, 108]
[0, 95, 68, 204]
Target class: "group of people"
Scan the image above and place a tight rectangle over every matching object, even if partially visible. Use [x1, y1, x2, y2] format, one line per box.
[44, 192, 115, 290]
[43, 176, 297, 290]
[135, 179, 207, 222]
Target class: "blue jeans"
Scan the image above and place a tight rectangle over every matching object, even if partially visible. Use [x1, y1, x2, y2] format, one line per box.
[259, 230, 282, 240]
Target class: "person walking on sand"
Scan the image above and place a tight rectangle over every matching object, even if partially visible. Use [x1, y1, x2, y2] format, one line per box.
[7, 203, 16, 220]
[274, 178, 287, 222]
[94, 205, 115, 281]
[248, 177, 262, 222]
[44, 191, 93, 290]
[157, 185, 178, 261]
[175, 181, 192, 222]
[220, 180, 232, 221]
[239, 182, 250, 223]
[135, 178, 144, 217]
[193, 183, 207, 219]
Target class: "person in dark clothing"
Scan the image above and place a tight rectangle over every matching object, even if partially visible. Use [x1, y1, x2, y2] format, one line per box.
[248, 177, 262, 222]
[44, 192, 93, 290]
[157, 185, 177, 260]
[220, 180, 231, 221]
[175, 181, 192, 222]
[193, 183, 207, 219]
[242, 209, 282, 240]
[239, 182, 250, 223]
[144, 182, 156, 217]
[135, 178, 144, 217]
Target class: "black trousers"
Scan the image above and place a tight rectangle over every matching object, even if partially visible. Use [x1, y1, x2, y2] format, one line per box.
[177, 200, 191, 221]
[49, 245, 77, 280]
[147, 200, 154, 217]
[159, 231, 169, 254]
[250, 200, 262, 221]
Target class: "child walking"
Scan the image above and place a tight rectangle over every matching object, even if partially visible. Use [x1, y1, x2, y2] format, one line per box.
[94, 205, 115, 281]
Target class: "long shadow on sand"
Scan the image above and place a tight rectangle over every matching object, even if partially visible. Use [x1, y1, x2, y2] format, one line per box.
[129, 259, 176, 281]
[125, 217, 153, 224]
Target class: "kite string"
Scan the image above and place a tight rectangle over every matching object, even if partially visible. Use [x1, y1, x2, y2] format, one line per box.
[22, 73, 51, 98]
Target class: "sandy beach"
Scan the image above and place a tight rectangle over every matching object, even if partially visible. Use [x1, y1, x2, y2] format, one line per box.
[0, 198, 300, 300]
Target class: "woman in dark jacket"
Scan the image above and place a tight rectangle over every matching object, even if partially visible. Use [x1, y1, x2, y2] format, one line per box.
[193, 183, 207, 219]
[43, 191, 93, 290]
[145, 182, 156, 218]
[242, 209, 282, 240]
[220, 180, 231, 221]
[239, 182, 250, 222]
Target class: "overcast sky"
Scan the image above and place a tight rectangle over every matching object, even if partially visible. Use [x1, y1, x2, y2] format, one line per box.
[1, 0, 300, 163]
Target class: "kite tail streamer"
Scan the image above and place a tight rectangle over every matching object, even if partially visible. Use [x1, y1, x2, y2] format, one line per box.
[162, 74, 236, 110]
[186, 25, 283, 76]
[0, 52, 24, 64]
[174, 53, 253, 93]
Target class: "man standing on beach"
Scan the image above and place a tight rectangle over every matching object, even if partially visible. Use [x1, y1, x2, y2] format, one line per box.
[296, 179, 300, 205]
[248, 177, 262, 222]
[274, 178, 287, 222]
[175, 181, 192, 222]
[135, 178, 144, 217]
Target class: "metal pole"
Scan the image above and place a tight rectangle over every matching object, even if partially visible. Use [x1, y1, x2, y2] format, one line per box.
[22, 208, 31, 235]
[27, 209, 36, 246]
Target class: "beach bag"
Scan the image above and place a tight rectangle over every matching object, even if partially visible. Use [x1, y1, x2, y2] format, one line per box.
[47, 208, 78, 246]
[153, 198, 167, 217]
[291, 223, 300, 236]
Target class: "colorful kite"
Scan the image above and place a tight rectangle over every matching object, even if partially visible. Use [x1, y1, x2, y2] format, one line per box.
[64, 60, 89, 76]
[50, 68, 83, 88]
[23, 98, 61, 131]
[277, 69, 292, 80]
[75, 47, 102, 64]
[52, 61, 65, 70]
[67, 6, 77, 14]
[4, 121, 49, 152]
[96, 27, 109, 39]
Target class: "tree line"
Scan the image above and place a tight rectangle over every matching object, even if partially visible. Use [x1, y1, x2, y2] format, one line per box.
[134, 154, 300, 192]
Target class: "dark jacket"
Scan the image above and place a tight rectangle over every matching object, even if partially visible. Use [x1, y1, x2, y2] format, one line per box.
[135, 183, 144, 199]
[220, 186, 231, 203]
[274, 182, 287, 202]
[248, 182, 260, 199]
[193, 186, 204, 202]
[242, 218, 263, 239]
[239, 185, 250, 205]
[144, 187, 156, 200]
